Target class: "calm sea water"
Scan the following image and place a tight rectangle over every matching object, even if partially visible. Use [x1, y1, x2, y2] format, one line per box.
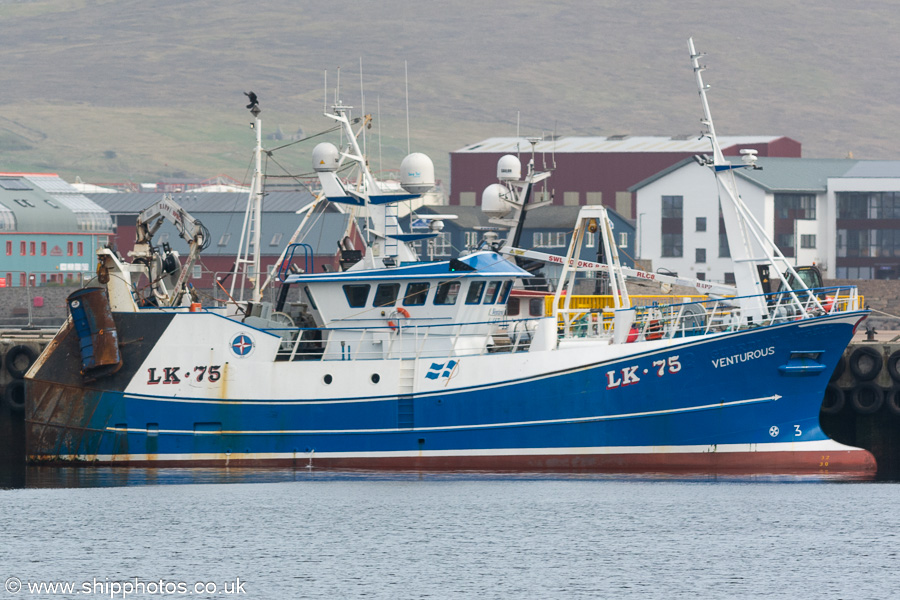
[0, 467, 897, 600]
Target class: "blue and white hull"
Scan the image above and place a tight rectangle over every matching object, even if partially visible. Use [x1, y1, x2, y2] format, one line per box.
[25, 308, 875, 475]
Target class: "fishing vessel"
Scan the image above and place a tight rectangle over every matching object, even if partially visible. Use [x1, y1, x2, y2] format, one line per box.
[23, 41, 876, 475]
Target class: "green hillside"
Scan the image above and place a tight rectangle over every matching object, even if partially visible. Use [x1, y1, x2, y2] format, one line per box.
[1, 0, 898, 186]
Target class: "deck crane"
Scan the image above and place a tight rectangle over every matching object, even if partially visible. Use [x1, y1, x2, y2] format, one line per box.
[127, 195, 210, 306]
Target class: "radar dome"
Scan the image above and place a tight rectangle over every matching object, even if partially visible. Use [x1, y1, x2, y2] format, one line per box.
[400, 153, 435, 194]
[497, 155, 521, 181]
[312, 143, 340, 172]
[481, 183, 516, 218]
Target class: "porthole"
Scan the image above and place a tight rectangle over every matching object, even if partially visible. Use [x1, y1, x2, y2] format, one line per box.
[324, 374, 333, 384]
[371, 373, 380, 384]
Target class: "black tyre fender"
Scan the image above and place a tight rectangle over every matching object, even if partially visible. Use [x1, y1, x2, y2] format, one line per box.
[5, 344, 38, 379]
[2, 379, 25, 413]
[821, 383, 845, 415]
[887, 351, 900, 383]
[830, 355, 846, 382]
[848, 346, 883, 382]
[850, 383, 884, 415]
[887, 388, 900, 417]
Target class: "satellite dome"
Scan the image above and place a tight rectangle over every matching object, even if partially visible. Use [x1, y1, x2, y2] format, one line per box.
[312, 143, 340, 172]
[400, 153, 435, 194]
[481, 183, 516, 217]
[497, 155, 521, 181]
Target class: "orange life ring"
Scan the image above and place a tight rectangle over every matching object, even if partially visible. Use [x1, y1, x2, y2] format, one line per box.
[645, 319, 663, 341]
[388, 306, 411, 331]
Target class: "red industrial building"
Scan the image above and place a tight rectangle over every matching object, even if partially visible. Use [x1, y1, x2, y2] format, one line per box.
[449, 135, 801, 219]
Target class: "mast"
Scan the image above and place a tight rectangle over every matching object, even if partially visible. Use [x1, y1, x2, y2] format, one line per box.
[230, 100, 264, 303]
[688, 38, 816, 322]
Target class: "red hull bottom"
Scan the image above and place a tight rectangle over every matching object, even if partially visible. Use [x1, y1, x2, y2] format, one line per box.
[29, 448, 878, 479]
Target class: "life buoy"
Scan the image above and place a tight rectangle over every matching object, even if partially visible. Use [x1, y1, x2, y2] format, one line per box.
[822, 295, 835, 312]
[625, 327, 639, 343]
[388, 306, 411, 331]
[848, 346, 883, 382]
[850, 383, 884, 415]
[887, 350, 900, 383]
[645, 319, 663, 341]
[821, 383, 845, 415]
[829, 355, 846, 383]
[6, 344, 38, 379]
[3, 379, 25, 413]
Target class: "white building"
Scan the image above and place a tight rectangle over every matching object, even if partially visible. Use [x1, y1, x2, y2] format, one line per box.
[633, 157, 900, 282]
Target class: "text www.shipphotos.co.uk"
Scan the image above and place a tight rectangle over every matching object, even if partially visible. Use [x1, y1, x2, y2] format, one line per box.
[5, 576, 246, 598]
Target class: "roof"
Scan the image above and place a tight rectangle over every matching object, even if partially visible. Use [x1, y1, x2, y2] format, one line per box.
[85, 191, 316, 214]
[734, 158, 858, 192]
[840, 161, 900, 178]
[0, 173, 112, 233]
[289, 251, 530, 283]
[147, 210, 353, 257]
[630, 157, 879, 193]
[454, 135, 789, 154]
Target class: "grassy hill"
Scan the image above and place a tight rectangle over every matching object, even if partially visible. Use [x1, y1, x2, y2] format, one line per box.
[1, 0, 899, 186]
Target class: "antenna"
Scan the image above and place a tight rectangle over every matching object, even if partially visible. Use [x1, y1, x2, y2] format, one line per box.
[516, 111, 521, 158]
[377, 95, 383, 177]
[405, 61, 410, 155]
[323, 70, 327, 114]
[359, 57, 366, 158]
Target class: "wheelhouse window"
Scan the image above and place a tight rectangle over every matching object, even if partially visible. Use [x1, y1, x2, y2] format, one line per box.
[373, 283, 400, 307]
[483, 281, 502, 304]
[434, 281, 460, 305]
[499, 280, 513, 303]
[465, 281, 485, 304]
[342, 284, 370, 308]
[403, 282, 430, 306]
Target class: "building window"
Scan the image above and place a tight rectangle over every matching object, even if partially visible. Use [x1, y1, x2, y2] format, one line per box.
[661, 233, 683, 257]
[618, 232, 628, 248]
[77, 241, 83, 256]
[662, 196, 683, 219]
[585, 231, 595, 248]
[563, 191, 580, 206]
[586, 192, 603, 206]
[218, 233, 231, 247]
[192, 264, 202, 279]
[695, 248, 706, 263]
[20, 241, 26, 255]
[724, 272, 735, 284]
[697, 272, 706, 280]
[800, 234, 816, 249]
[67, 241, 73, 256]
[838, 191, 900, 219]
[776, 233, 795, 257]
[465, 231, 479, 249]
[431, 232, 452, 257]
[696, 217, 706, 232]
[5, 241, 10, 255]
[30, 241, 36, 255]
[459, 192, 476, 207]
[533, 232, 567, 248]
[40, 241, 46, 256]
[269, 233, 283, 246]
[775, 194, 816, 220]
